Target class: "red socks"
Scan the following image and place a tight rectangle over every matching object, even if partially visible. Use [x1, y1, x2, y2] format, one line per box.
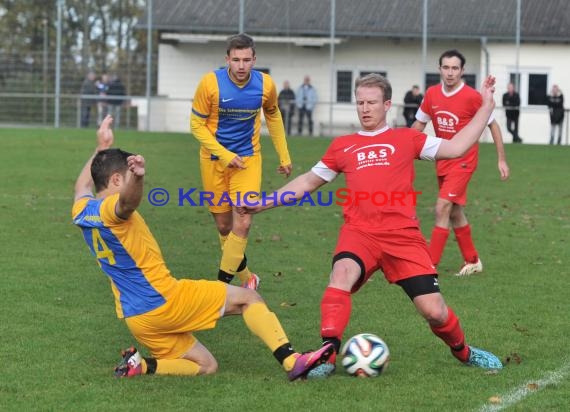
[429, 226, 449, 266]
[430, 225, 478, 265]
[430, 307, 469, 362]
[454, 224, 478, 263]
[320, 287, 352, 344]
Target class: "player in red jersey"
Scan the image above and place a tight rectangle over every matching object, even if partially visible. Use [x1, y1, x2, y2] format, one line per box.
[240, 73, 504, 376]
[412, 49, 510, 276]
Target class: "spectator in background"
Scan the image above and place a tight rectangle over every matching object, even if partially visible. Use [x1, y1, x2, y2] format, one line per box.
[80, 72, 98, 128]
[296, 75, 318, 136]
[502, 82, 522, 143]
[547, 84, 565, 145]
[107, 75, 127, 128]
[278, 80, 296, 136]
[403, 85, 423, 127]
[96, 74, 110, 126]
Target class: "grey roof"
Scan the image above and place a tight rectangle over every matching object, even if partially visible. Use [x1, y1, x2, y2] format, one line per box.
[141, 0, 570, 42]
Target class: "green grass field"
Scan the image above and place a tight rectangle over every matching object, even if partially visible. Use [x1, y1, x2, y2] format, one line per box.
[1, 127, 569, 411]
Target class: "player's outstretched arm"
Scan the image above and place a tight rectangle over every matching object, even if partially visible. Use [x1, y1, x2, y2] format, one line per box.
[116, 155, 145, 220]
[411, 119, 427, 131]
[73, 115, 114, 201]
[435, 75, 496, 160]
[488, 120, 510, 180]
[240, 170, 327, 214]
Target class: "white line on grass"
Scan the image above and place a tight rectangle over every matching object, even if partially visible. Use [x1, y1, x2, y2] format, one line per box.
[477, 360, 570, 412]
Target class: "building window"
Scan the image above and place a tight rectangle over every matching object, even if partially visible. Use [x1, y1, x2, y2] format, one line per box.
[425, 73, 440, 89]
[336, 70, 388, 103]
[509, 71, 549, 106]
[336, 71, 353, 103]
[528, 73, 548, 105]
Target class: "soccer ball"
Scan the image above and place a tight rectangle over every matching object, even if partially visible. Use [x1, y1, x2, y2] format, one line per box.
[341, 333, 390, 377]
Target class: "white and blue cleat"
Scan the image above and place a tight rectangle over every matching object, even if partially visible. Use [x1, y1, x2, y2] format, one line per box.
[466, 346, 503, 369]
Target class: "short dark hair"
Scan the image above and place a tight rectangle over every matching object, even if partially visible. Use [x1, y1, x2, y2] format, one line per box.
[439, 49, 466, 68]
[355, 73, 392, 102]
[226, 33, 255, 56]
[91, 148, 133, 193]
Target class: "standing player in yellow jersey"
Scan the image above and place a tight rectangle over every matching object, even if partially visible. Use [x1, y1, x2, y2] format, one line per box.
[191, 33, 293, 290]
[72, 116, 332, 380]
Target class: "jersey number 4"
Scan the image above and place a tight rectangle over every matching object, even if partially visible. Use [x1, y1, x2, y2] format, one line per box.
[92, 228, 116, 265]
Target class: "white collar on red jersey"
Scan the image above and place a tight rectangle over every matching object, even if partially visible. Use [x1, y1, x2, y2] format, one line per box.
[357, 125, 390, 136]
[440, 81, 465, 97]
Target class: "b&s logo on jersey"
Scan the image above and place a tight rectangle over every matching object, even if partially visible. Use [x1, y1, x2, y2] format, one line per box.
[345, 143, 396, 170]
[434, 110, 459, 134]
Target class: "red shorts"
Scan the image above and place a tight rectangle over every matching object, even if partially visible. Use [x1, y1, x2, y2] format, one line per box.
[437, 171, 473, 206]
[334, 225, 436, 293]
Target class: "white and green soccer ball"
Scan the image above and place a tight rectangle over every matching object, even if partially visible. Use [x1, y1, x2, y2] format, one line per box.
[341, 333, 390, 377]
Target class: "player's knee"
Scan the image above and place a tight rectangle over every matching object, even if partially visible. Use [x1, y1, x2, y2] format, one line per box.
[330, 261, 359, 290]
[244, 288, 263, 304]
[231, 219, 252, 237]
[421, 305, 447, 325]
[435, 201, 452, 218]
[216, 221, 232, 235]
[199, 357, 219, 375]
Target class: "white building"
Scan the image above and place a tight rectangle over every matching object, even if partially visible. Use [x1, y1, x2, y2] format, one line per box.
[139, 0, 570, 144]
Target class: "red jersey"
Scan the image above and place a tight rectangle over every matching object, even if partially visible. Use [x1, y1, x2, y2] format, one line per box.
[312, 126, 442, 230]
[416, 82, 492, 176]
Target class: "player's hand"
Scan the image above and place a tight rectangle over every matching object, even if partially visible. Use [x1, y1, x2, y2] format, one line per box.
[498, 160, 510, 180]
[480, 75, 496, 109]
[277, 164, 293, 178]
[237, 204, 265, 215]
[127, 155, 145, 177]
[228, 156, 246, 169]
[96, 115, 114, 150]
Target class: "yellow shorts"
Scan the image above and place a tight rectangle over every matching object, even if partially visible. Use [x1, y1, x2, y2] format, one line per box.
[199, 155, 262, 213]
[125, 279, 227, 359]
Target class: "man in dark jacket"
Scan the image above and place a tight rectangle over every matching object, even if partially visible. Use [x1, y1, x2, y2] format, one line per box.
[403, 85, 423, 127]
[106, 75, 127, 128]
[80, 72, 98, 128]
[278, 81, 296, 135]
[502, 82, 522, 143]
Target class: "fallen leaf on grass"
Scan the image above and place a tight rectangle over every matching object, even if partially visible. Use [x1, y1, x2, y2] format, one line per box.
[513, 323, 528, 333]
[489, 396, 502, 404]
[527, 383, 539, 391]
[504, 352, 522, 365]
[280, 302, 297, 307]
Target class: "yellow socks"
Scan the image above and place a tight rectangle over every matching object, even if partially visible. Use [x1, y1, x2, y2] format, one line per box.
[142, 357, 201, 376]
[242, 302, 296, 371]
[220, 232, 253, 283]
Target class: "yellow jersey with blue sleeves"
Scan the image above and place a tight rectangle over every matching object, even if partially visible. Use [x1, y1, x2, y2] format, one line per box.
[72, 193, 177, 319]
[191, 68, 291, 168]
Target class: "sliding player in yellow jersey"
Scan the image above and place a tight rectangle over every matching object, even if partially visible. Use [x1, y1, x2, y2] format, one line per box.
[191, 33, 293, 290]
[72, 116, 332, 379]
